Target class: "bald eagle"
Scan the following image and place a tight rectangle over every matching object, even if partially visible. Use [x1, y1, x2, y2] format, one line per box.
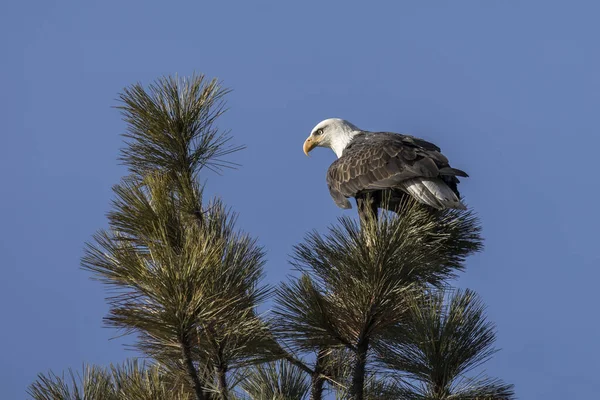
[303, 118, 468, 218]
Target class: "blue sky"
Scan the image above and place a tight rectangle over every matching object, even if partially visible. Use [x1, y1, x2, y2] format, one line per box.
[2, 1, 599, 398]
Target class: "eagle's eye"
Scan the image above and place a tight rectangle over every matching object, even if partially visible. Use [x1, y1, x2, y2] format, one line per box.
[314, 128, 323, 136]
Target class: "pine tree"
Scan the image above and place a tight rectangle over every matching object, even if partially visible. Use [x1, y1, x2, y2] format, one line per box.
[29, 74, 514, 400]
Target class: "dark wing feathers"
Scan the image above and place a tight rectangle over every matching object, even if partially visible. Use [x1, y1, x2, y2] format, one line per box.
[439, 166, 469, 177]
[326, 132, 464, 207]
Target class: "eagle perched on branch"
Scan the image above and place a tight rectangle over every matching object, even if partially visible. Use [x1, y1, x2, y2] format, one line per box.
[303, 118, 468, 218]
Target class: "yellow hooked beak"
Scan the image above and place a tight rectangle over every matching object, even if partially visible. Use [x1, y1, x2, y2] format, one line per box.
[303, 136, 320, 156]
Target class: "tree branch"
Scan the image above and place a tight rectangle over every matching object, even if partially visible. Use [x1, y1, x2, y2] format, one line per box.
[310, 348, 328, 400]
[215, 342, 229, 400]
[349, 338, 369, 400]
[282, 354, 314, 376]
[181, 336, 206, 400]
[215, 365, 228, 400]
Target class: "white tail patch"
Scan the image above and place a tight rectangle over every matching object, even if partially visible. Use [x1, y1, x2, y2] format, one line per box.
[400, 178, 466, 210]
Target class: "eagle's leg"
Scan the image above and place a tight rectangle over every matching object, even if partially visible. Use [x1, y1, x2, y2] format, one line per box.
[356, 192, 379, 230]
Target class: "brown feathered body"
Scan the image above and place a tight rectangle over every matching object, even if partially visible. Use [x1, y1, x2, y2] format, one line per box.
[326, 132, 468, 213]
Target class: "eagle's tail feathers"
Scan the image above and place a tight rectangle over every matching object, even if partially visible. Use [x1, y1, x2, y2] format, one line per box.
[400, 178, 466, 210]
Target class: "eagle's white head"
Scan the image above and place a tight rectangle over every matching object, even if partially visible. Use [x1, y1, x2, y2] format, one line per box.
[303, 118, 362, 158]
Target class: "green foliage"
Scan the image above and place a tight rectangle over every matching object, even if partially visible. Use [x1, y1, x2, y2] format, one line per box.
[273, 199, 483, 353]
[28, 360, 192, 400]
[117, 74, 242, 178]
[375, 289, 515, 399]
[334, 374, 412, 400]
[28, 365, 115, 400]
[81, 175, 275, 395]
[237, 360, 310, 400]
[79, 75, 273, 399]
[83, 174, 268, 350]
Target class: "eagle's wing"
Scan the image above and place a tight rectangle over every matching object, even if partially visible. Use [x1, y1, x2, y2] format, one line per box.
[326, 132, 467, 209]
